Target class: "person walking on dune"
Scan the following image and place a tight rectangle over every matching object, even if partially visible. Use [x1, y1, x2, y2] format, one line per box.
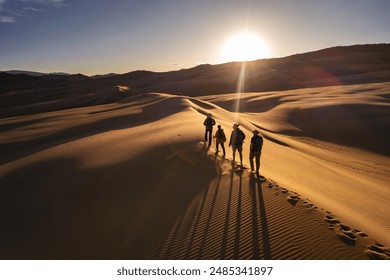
[229, 123, 245, 168]
[249, 129, 263, 177]
[214, 125, 226, 156]
[203, 113, 216, 147]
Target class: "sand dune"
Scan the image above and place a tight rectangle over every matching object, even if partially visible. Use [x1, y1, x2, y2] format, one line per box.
[199, 82, 390, 247]
[1, 81, 389, 259]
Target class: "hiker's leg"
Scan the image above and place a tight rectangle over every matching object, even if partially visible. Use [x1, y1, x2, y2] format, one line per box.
[221, 143, 226, 156]
[249, 153, 255, 171]
[255, 152, 260, 173]
[238, 146, 243, 166]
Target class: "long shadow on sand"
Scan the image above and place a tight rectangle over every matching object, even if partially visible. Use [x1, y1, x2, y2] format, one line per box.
[0, 141, 216, 259]
[160, 158, 273, 259]
[249, 175, 272, 260]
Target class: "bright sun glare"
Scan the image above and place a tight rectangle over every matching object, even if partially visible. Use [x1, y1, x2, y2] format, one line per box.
[220, 32, 269, 63]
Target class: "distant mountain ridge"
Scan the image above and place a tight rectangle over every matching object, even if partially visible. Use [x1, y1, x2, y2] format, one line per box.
[2, 70, 72, 76]
[2, 43, 390, 98]
[102, 43, 390, 96]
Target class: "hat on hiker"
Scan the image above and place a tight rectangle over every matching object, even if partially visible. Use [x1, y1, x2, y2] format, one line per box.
[233, 123, 240, 128]
[253, 129, 259, 135]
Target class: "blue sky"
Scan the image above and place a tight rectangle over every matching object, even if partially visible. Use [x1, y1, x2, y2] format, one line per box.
[1, 0, 389, 75]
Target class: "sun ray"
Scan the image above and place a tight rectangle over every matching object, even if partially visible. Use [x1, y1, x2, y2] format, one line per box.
[233, 62, 246, 122]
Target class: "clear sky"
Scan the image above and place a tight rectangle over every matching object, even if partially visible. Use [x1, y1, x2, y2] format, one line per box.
[1, 0, 389, 75]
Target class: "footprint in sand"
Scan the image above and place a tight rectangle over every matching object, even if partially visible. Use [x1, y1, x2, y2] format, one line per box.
[339, 224, 351, 231]
[262, 179, 389, 258]
[287, 195, 299, 206]
[302, 201, 317, 213]
[324, 215, 340, 225]
[324, 215, 341, 230]
[352, 229, 368, 237]
[365, 243, 390, 260]
[337, 229, 357, 246]
[334, 224, 357, 246]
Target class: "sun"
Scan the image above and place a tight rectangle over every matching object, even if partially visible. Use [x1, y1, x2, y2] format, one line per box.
[220, 32, 269, 63]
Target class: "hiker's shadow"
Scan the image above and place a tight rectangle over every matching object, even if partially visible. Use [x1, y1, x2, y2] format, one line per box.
[249, 175, 272, 260]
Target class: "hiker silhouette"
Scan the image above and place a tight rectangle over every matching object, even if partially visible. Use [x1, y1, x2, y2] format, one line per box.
[203, 113, 216, 147]
[214, 125, 226, 156]
[249, 129, 263, 177]
[229, 123, 245, 168]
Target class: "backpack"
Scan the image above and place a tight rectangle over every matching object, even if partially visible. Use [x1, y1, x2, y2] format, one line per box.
[204, 117, 215, 130]
[234, 129, 245, 145]
[216, 129, 226, 143]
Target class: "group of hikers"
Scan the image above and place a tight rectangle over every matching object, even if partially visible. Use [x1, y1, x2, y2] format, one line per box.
[203, 113, 263, 177]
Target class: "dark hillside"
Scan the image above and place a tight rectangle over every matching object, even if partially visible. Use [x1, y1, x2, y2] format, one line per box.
[1, 44, 389, 117]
